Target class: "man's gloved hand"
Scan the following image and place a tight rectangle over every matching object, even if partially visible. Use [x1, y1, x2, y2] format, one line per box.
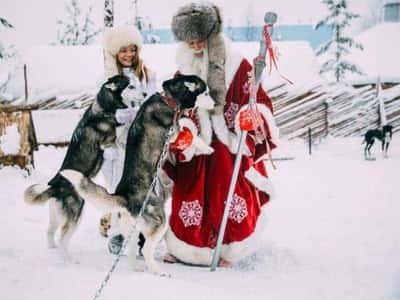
[169, 127, 194, 152]
[239, 109, 263, 131]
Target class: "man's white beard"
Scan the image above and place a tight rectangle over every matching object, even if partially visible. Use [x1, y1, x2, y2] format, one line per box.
[190, 48, 209, 82]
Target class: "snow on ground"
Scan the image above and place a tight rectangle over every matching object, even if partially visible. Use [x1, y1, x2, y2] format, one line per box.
[0, 135, 399, 300]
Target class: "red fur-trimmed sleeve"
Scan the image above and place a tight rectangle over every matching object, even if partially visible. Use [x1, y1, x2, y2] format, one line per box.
[228, 59, 279, 162]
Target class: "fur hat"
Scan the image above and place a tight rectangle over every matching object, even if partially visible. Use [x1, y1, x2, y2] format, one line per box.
[103, 25, 143, 79]
[171, 2, 222, 42]
[172, 2, 226, 114]
[103, 25, 143, 56]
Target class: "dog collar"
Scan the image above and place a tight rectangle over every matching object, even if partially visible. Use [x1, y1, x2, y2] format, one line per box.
[161, 92, 179, 110]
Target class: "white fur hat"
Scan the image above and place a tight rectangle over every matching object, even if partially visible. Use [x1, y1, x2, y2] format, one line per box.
[103, 25, 143, 56]
[103, 25, 143, 79]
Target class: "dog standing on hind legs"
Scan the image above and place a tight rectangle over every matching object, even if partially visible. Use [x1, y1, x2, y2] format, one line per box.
[23, 75, 129, 262]
[61, 75, 215, 275]
[363, 125, 393, 159]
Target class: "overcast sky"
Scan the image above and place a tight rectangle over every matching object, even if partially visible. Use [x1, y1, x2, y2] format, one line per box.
[0, 0, 380, 50]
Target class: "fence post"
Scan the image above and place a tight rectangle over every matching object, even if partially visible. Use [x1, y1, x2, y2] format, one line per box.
[24, 64, 28, 104]
[324, 101, 329, 137]
[308, 127, 312, 155]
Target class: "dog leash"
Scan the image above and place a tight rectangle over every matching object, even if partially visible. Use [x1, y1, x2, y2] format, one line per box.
[92, 125, 176, 300]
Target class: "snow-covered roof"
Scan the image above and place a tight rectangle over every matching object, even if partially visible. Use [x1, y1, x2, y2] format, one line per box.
[19, 40, 320, 101]
[346, 23, 400, 85]
[22, 45, 103, 101]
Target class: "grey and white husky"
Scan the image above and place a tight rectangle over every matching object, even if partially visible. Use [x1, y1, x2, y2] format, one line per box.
[24, 75, 129, 262]
[61, 74, 214, 275]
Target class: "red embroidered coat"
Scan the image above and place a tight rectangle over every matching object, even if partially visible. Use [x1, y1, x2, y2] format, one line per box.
[162, 41, 279, 265]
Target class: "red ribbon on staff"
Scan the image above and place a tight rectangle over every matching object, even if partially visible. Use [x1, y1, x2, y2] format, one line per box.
[259, 24, 293, 85]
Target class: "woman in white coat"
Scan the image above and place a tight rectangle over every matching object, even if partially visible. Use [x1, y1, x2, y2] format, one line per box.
[100, 25, 157, 254]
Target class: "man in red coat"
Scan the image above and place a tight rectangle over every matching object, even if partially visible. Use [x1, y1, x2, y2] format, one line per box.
[162, 2, 279, 267]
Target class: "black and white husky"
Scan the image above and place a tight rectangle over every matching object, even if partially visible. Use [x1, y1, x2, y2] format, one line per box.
[24, 75, 129, 262]
[61, 75, 214, 275]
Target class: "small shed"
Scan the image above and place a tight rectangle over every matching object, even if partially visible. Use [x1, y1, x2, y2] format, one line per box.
[0, 104, 38, 171]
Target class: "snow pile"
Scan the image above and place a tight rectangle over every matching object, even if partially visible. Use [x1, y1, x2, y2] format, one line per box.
[346, 23, 400, 84]
[22, 45, 103, 102]
[0, 123, 20, 154]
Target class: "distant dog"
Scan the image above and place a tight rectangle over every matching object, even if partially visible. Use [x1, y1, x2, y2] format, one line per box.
[24, 75, 129, 261]
[363, 125, 393, 159]
[61, 74, 214, 275]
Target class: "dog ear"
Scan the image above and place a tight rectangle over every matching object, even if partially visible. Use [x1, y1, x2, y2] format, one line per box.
[104, 82, 118, 92]
[189, 76, 206, 95]
[183, 81, 197, 92]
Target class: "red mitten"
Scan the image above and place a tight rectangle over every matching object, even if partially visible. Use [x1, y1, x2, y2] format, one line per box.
[169, 127, 194, 152]
[239, 109, 263, 131]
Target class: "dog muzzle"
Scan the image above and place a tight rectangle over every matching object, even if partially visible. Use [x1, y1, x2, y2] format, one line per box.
[195, 89, 215, 110]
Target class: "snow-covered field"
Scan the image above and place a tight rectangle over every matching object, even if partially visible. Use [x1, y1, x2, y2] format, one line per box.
[0, 135, 399, 300]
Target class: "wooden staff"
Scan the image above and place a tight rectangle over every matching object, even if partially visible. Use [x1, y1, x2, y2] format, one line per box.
[210, 12, 278, 271]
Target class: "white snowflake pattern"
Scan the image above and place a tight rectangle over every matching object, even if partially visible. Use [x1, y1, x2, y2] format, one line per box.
[229, 194, 248, 223]
[179, 200, 203, 227]
[224, 102, 239, 129]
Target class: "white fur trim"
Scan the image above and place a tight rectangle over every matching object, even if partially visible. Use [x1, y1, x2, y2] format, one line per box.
[244, 167, 275, 199]
[179, 146, 195, 162]
[176, 118, 214, 160]
[178, 118, 196, 161]
[165, 207, 269, 265]
[197, 108, 212, 146]
[234, 103, 280, 148]
[223, 36, 243, 89]
[178, 118, 198, 136]
[211, 114, 251, 155]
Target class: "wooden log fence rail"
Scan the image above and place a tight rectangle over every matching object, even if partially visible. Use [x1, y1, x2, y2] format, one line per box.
[268, 80, 400, 142]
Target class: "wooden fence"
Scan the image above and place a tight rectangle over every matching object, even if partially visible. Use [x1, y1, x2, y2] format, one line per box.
[269, 81, 400, 141]
[0, 104, 38, 170]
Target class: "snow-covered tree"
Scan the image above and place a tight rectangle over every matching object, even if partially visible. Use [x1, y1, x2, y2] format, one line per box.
[315, 0, 364, 82]
[0, 17, 16, 60]
[104, 0, 114, 27]
[56, 0, 101, 45]
[0, 17, 18, 103]
[0, 17, 13, 29]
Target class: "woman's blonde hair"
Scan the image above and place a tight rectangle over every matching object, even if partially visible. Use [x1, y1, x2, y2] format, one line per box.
[115, 44, 148, 82]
